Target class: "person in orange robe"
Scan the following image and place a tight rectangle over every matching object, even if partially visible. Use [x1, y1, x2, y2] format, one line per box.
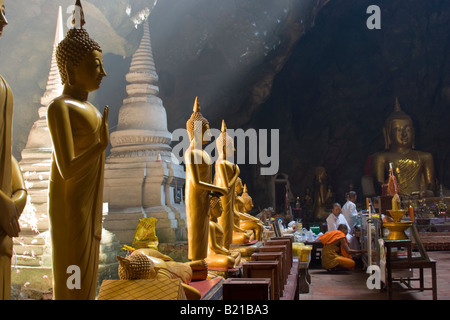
[319, 224, 366, 271]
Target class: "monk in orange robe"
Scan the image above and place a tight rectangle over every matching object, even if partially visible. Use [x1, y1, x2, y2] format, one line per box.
[319, 224, 365, 271]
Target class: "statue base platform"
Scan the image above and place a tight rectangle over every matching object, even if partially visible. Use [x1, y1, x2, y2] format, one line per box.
[207, 265, 242, 279]
[230, 240, 263, 259]
[189, 277, 224, 300]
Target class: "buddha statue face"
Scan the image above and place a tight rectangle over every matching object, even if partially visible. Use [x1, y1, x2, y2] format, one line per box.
[210, 197, 223, 219]
[244, 197, 254, 212]
[235, 178, 243, 194]
[68, 49, 106, 92]
[383, 98, 415, 151]
[0, 0, 7, 37]
[386, 118, 414, 150]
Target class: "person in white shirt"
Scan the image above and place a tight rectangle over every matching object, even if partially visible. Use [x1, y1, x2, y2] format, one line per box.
[342, 191, 360, 230]
[326, 203, 350, 232]
[326, 203, 360, 251]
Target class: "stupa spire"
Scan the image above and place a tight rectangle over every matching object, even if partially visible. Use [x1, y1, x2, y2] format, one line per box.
[40, 6, 64, 108]
[109, 16, 172, 162]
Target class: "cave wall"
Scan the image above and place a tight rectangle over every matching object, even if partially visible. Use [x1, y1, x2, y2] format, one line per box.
[248, 0, 450, 208]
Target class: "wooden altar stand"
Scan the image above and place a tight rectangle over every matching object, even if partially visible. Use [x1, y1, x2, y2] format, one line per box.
[383, 225, 437, 300]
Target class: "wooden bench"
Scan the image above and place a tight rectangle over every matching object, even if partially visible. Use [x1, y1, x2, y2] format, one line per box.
[280, 258, 299, 300]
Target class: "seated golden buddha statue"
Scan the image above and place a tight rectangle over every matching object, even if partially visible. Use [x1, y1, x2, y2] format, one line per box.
[234, 179, 263, 241]
[184, 98, 227, 280]
[0, 0, 28, 300]
[47, 0, 109, 300]
[214, 120, 252, 246]
[372, 98, 436, 196]
[205, 196, 241, 269]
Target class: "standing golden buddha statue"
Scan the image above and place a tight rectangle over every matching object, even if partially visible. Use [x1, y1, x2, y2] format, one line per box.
[184, 97, 227, 279]
[0, 1, 28, 300]
[47, 0, 109, 300]
[372, 98, 436, 196]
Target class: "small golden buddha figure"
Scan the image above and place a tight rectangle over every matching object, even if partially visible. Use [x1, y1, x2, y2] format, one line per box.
[0, 1, 28, 300]
[214, 120, 251, 247]
[372, 98, 436, 196]
[231, 178, 254, 243]
[205, 197, 241, 269]
[184, 98, 227, 278]
[47, 0, 108, 300]
[235, 180, 264, 241]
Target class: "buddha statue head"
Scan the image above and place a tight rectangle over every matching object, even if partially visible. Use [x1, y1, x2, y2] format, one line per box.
[0, 0, 8, 37]
[186, 97, 211, 145]
[216, 120, 235, 160]
[210, 196, 223, 221]
[235, 177, 243, 194]
[56, 0, 106, 94]
[383, 98, 415, 151]
[241, 184, 254, 213]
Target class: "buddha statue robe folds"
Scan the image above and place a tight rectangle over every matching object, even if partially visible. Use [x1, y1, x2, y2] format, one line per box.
[372, 98, 436, 197]
[47, 1, 108, 300]
[0, 1, 27, 300]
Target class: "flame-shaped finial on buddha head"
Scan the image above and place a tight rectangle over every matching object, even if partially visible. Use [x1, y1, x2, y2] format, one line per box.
[216, 119, 235, 159]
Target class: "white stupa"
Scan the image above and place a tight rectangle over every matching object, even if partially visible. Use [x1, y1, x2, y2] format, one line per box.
[103, 16, 187, 244]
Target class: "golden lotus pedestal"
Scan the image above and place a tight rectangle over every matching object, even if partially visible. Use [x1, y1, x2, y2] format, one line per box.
[383, 221, 412, 240]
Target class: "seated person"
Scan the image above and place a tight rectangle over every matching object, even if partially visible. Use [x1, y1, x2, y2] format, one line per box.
[326, 203, 359, 251]
[319, 224, 366, 271]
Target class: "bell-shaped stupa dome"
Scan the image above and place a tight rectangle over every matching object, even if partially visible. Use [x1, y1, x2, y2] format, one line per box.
[109, 17, 172, 162]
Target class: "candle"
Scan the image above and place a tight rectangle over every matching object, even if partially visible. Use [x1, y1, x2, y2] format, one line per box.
[366, 197, 370, 211]
[409, 205, 415, 223]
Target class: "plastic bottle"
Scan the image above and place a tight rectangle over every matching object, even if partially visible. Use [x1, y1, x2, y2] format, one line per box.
[301, 228, 306, 242]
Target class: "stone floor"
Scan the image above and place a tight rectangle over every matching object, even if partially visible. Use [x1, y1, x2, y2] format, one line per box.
[300, 250, 450, 300]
